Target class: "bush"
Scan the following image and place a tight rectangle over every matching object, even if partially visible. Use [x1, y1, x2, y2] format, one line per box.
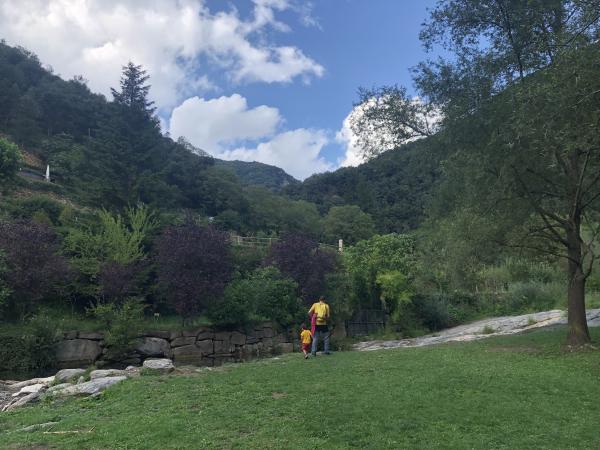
[0, 313, 61, 374]
[499, 281, 559, 314]
[412, 294, 453, 331]
[208, 267, 303, 329]
[88, 298, 145, 359]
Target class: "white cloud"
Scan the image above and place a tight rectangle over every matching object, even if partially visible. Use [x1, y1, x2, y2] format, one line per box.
[169, 94, 281, 151]
[169, 94, 332, 180]
[222, 129, 333, 180]
[0, 0, 323, 111]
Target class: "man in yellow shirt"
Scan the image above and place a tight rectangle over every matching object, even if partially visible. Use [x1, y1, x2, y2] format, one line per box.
[308, 296, 331, 355]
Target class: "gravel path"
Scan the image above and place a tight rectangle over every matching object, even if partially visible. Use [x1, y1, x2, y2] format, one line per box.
[354, 308, 600, 352]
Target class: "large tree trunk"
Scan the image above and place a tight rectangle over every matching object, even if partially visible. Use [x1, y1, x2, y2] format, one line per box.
[565, 223, 591, 346]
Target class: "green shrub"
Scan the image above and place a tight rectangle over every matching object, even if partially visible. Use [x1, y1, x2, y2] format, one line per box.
[0, 313, 61, 374]
[412, 294, 453, 331]
[11, 196, 64, 225]
[208, 267, 303, 330]
[500, 281, 558, 314]
[88, 298, 145, 359]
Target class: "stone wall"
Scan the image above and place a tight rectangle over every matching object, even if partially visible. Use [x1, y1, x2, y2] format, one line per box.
[55, 323, 295, 369]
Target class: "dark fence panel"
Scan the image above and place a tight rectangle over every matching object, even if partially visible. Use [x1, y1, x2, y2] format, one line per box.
[345, 310, 385, 337]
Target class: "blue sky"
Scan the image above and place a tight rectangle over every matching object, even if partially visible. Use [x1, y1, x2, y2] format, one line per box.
[0, 0, 442, 179]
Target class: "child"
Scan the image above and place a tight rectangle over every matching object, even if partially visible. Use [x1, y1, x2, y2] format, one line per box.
[300, 323, 312, 359]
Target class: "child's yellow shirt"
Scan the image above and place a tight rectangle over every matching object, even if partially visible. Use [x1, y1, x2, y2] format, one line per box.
[300, 329, 312, 344]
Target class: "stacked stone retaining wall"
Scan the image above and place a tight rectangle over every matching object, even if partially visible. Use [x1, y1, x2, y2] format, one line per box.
[55, 323, 295, 369]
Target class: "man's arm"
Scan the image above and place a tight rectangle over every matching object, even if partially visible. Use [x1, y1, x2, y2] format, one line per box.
[308, 304, 315, 316]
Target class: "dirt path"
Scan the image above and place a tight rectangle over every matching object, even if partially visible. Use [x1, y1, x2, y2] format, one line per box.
[354, 308, 600, 351]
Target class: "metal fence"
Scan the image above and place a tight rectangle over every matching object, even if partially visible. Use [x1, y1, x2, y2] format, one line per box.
[345, 310, 386, 337]
[229, 234, 340, 252]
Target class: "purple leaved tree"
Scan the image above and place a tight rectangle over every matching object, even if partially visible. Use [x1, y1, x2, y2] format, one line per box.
[156, 222, 233, 323]
[0, 220, 71, 319]
[267, 234, 337, 305]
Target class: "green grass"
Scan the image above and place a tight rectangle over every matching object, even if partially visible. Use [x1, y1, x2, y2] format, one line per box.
[2, 326, 600, 449]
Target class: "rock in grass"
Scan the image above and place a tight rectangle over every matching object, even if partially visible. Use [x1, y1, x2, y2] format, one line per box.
[55, 368, 86, 383]
[11, 383, 46, 397]
[18, 421, 59, 432]
[142, 358, 175, 374]
[90, 369, 128, 380]
[2, 392, 40, 411]
[47, 376, 127, 397]
[9, 376, 55, 391]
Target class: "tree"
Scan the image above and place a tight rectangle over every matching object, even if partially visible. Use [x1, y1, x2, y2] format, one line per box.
[474, 47, 600, 345]
[63, 204, 156, 304]
[267, 234, 337, 304]
[323, 205, 376, 245]
[351, 0, 600, 345]
[0, 137, 21, 190]
[156, 222, 233, 322]
[111, 62, 156, 116]
[344, 233, 416, 311]
[0, 220, 71, 319]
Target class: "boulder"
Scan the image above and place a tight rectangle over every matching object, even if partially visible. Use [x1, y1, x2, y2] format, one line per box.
[171, 336, 196, 347]
[12, 383, 46, 397]
[46, 383, 72, 394]
[90, 369, 128, 380]
[55, 368, 86, 383]
[262, 327, 274, 338]
[47, 376, 127, 397]
[2, 391, 40, 412]
[172, 345, 204, 365]
[10, 376, 55, 391]
[136, 337, 171, 357]
[55, 339, 102, 368]
[142, 358, 174, 374]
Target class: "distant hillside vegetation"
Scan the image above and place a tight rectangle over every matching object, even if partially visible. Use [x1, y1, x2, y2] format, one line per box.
[215, 160, 299, 191]
[285, 138, 443, 233]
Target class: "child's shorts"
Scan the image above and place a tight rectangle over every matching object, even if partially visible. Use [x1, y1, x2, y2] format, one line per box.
[302, 343, 311, 352]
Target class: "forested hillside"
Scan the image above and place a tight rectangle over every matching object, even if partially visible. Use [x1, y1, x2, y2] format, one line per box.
[215, 160, 299, 192]
[0, 42, 329, 236]
[286, 137, 442, 233]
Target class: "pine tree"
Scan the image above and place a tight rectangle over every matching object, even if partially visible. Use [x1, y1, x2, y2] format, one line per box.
[110, 62, 156, 116]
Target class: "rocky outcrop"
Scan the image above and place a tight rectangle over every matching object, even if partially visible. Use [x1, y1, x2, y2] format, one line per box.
[355, 308, 600, 351]
[47, 376, 127, 397]
[55, 368, 86, 383]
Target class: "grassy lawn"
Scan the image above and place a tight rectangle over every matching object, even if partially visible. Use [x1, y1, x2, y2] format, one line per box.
[1, 326, 600, 449]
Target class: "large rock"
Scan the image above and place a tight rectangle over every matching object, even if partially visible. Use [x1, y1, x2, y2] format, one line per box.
[10, 376, 55, 391]
[172, 345, 204, 365]
[46, 383, 72, 394]
[55, 368, 86, 383]
[136, 337, 171, 357]
[55, 339, 102, 368]
[47, 376, 127, 397]
[196, 339, 214, 355]
[90, 369, 128, 380]
[142, 358, 174, 374]
[2, 391, 40, 411]
[12, 383, 46, 397]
